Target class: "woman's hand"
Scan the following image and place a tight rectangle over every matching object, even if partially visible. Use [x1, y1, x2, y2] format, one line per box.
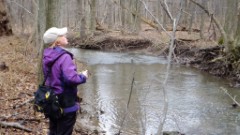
[80, 70, 88, 78]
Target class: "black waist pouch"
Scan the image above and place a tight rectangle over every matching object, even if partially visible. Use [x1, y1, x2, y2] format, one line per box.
[58, 93, 77, 108]
[33, 85, 63, 119]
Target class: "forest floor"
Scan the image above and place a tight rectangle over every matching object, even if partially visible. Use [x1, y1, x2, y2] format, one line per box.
[0, 25, 239, 134]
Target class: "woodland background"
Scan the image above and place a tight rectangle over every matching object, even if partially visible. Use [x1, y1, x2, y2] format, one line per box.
[3, 0, 240, 58]
[1, 0, 240, 134]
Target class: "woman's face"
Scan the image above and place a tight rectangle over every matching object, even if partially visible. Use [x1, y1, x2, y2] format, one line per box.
[58, 36, 68, 46]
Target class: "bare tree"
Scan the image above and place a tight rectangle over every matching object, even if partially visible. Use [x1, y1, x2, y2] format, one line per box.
[107, 0, 114, 29]
[76, 0, 87, 39]
[187, 1, 195, 34]
[132, 0, 141, 33]
[182, 0, 189, 28]
[36, 0, 47, 83]
[89, 0, 96, 34]
[120, 0, 127, 33]
[224, 0, 238, 41]
[232, 1, 240, 58]
[189, 0, 227, 51]
[156, 0, 162, 30]
[200, 0, 206, 39]
[37, 0, 60, 83]
[0, 0, 12, 36]
[46, 0, 59, 28]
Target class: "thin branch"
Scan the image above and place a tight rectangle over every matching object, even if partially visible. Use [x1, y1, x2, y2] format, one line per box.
[157, 0, 184, 134]
[0, 121, 32, 132]
[13, 98, 34, 109]
[127, 72, 135, 109]
[178, 8, 192, 16]
[7, 0, 34, 16]
[163, 0, 174, 21]
[140, 0, 171, 37]
[117, 59, 136, 135]
[0, 110, 29, 120]
[112, 0, 159, 29]
[117, 71, 135, 135]
[189, 0, 228, 50]
[220, 87, 240, 106]
[158, 0, 172, 21]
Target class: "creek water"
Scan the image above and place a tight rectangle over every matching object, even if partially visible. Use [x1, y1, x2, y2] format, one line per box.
[69, 48, 240, 135]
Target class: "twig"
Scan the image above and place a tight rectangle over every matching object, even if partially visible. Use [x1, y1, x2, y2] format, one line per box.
[13, 98, 34, 109]
[112, 0, 159, 29]
[140, 0, 170, 37]
[220, 87, 240, 106]
[0, 121, 32, 132]
[117, 60, 135, 135]
[163, 0, 173, 21]
[127, 72, 135, 109]
[0, 110, 30, 121]
[7, 0, 34, 16]
[117, 73, 135, 135]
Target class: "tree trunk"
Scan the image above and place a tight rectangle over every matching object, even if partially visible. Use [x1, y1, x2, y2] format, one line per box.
[107, 0, 114, 29]
[232, 1, 240, 59]
[224, 0, 238, 41]
[200, 0, 206, 39]
[37, 0, 47, 84]
[89, 0, 96, 34]
[38, 0, 59, 83]
[20, 0, 24, 32]
[156, 0, 162, 31]
[188, 1, 195, 34]
[0, 0, 12, 36]
[59, 0, 65, 27]
[46, 0, 59, 29]
[182, 0, 189, 28]
[126, 0, 132, 30]
[120, 0, 126, 33]
[132, 0, 141, 33]
[84, 0, 91, 35]
[77, 0, 86, 39]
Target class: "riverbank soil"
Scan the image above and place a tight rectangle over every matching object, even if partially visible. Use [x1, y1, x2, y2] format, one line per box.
[0, 25, 239, 134]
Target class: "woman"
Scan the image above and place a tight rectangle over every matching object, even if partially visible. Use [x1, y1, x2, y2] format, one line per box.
[42, 27, 88, 135]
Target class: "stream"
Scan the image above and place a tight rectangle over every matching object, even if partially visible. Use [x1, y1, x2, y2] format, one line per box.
[69, 48, 240, 135]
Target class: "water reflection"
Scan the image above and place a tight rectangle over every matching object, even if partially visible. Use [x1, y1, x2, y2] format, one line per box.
[69, 48, 240, 135]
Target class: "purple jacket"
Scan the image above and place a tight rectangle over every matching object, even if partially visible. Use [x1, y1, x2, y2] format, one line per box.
[43, 47, 86, 113]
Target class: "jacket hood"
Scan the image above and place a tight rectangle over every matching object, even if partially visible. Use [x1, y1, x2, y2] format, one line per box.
[43, 47, 72, 68]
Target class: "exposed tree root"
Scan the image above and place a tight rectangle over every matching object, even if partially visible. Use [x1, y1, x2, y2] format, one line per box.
[170, 40, 240, 87]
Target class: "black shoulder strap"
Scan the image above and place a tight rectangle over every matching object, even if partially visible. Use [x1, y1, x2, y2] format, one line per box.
[42, 52, 66, 85]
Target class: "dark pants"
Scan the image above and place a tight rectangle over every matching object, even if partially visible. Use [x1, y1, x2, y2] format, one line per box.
[48, 112, 77, 135]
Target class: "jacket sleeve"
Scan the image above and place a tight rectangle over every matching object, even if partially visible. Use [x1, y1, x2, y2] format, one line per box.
[60, 54, 86, 85]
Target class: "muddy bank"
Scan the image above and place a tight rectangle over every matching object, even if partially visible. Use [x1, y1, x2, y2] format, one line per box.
[69, 33, 156, 54]
[172, 40, 240, 87]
